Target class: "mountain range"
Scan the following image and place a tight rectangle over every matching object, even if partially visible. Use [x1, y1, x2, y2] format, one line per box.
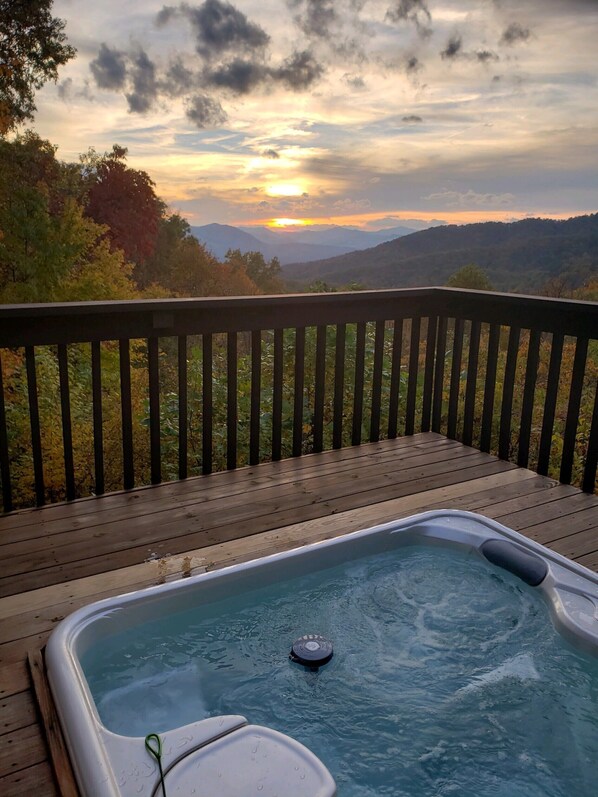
[190, 222, 424, 264]
[281, 214, 598, 292]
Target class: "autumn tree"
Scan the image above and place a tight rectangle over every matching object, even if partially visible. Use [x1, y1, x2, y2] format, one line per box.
[308, 280, 336, 292]
[136, 213, 192, 289]
[165, 236, 258, 296]
[0, 133, 137, 301]
[0, 0, 75, 134]
[539, 253, 596, 297]
[82, 145, 162, 268]
[216, 260, 261, 296]
[446, 264, 494, 290]
[573, 277, 598, 302]
[224, 248, 284, 293]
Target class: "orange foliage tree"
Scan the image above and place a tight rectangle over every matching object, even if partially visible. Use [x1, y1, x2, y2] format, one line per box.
[82, 145, 162, 269]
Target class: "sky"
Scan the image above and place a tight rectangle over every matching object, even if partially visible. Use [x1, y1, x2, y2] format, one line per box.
[33, 0, 598, 230]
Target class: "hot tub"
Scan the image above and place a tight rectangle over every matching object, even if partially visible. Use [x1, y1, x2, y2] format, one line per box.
[46, 510, 598, 796]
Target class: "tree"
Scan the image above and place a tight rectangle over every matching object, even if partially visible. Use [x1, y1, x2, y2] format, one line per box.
[0, 191, 137, 302]
[540, 253, 596, 297]
[224, 249, 284, 293]
[0, 0, 75, 134]
[446, 264, 494, 291]
[168, 238, 260, 297]
[308, 280, 336, 293]
[82, 145, 162, 268]
[136, 213, 192, 289]
[167, 236, 221, 296]
[0, 133, 137, 301]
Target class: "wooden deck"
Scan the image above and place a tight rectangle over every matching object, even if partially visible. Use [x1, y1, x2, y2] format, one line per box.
[2, 432, 598, 795]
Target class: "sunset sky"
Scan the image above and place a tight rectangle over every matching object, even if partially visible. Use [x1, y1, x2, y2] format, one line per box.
[33, 0, 598, 230]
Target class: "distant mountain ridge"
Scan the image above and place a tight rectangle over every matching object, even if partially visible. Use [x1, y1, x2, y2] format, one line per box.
[282, 214, 598, 291]
[190, 222, 419, 264]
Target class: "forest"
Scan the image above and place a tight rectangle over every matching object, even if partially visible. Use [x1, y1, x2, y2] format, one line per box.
[283, 214, 598, 295]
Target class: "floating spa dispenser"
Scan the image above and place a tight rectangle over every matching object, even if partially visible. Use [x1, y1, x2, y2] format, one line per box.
[290, 634, 334, 668]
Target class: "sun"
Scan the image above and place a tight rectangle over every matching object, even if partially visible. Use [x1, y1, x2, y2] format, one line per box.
[266, 183, 305, 197]
[271, 218, 307, 227]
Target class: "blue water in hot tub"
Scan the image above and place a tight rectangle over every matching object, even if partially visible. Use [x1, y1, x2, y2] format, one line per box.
[82, 545, 598, 796]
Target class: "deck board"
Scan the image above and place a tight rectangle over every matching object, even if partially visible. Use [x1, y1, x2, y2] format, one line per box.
[0, 433, 597, 796]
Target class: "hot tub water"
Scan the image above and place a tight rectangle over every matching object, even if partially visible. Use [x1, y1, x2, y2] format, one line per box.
[83, 544, 598, 797]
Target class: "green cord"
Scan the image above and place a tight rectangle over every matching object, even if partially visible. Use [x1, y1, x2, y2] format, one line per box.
[145, 733, 167, 797]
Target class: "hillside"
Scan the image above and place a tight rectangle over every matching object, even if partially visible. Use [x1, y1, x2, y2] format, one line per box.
[282, 214, 598, 291]
[190, 222, 417, 265]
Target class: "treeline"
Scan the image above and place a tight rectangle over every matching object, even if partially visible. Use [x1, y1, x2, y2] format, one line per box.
[0, 132, 284, 304]
[283, 214, 598, 296]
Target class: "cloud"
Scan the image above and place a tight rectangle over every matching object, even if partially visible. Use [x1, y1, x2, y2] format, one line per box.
[500, 22, 531, 45]
[57, 78, 73, 101]
[205, 59, 267, 94]
[333, 198, 372, 211]
[155, 5, 179, 25]
[251, 192, 323, 215]
[152, 2, 323, 103]
[185, 94, 227, 127]
[441, 36, 463, 60]
[125, 49, 159, 113]
[493, 0, 598, 15]
[437, 38, 497, 65]
[90, 43, 128, 90]
[476, 50, 499, 63]
[274, 50, 324, 90]
[405, 55, 422, 74]
[363, 216, 446, 230]
[290, 0, 337, 39]
[386, 1, 433, 38]
[161, 58, 195, 97]
[171, 0, 270, 58]
[262, 149, 280, 158]
[287, 0, 369, 64]
[424, 189, 516, 208]
[344, 73, 366, 89]
[204, 50, 323, 94]
[402, 114, 423, 123]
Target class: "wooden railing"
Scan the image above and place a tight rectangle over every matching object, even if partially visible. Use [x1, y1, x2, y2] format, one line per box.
[0, 288, 597, 511]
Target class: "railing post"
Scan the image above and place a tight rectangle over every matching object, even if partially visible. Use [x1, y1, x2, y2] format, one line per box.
[313, 326, 326, 453]
[25, 346, 45, 506]
[119, 339, 134, 490]
[560, 338, 589, 484]
[333, 324, 346, 449]
[405, 317, 420, 436]
[226, 333, 236, 471]
[91, 341, 105, 495]
[352, 322, 366, 446]
[202, 333, 213, 475]
[0, 352, 12, 512]
[250, 330, 261, 465]
[421, 316, 437, 433]
[369, 319, 385, 442]
[272, 329, 283, 461]
[178, 336, 188, 478]
[582, 379, 598, 493]
[292, 327, 306, 457]
[387, 318, 403, 439]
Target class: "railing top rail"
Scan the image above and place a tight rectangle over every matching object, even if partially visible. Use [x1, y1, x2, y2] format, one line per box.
[434, 288, 598, 338]
[0, 288, 437, 317]
[0, 287, 597, 347]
